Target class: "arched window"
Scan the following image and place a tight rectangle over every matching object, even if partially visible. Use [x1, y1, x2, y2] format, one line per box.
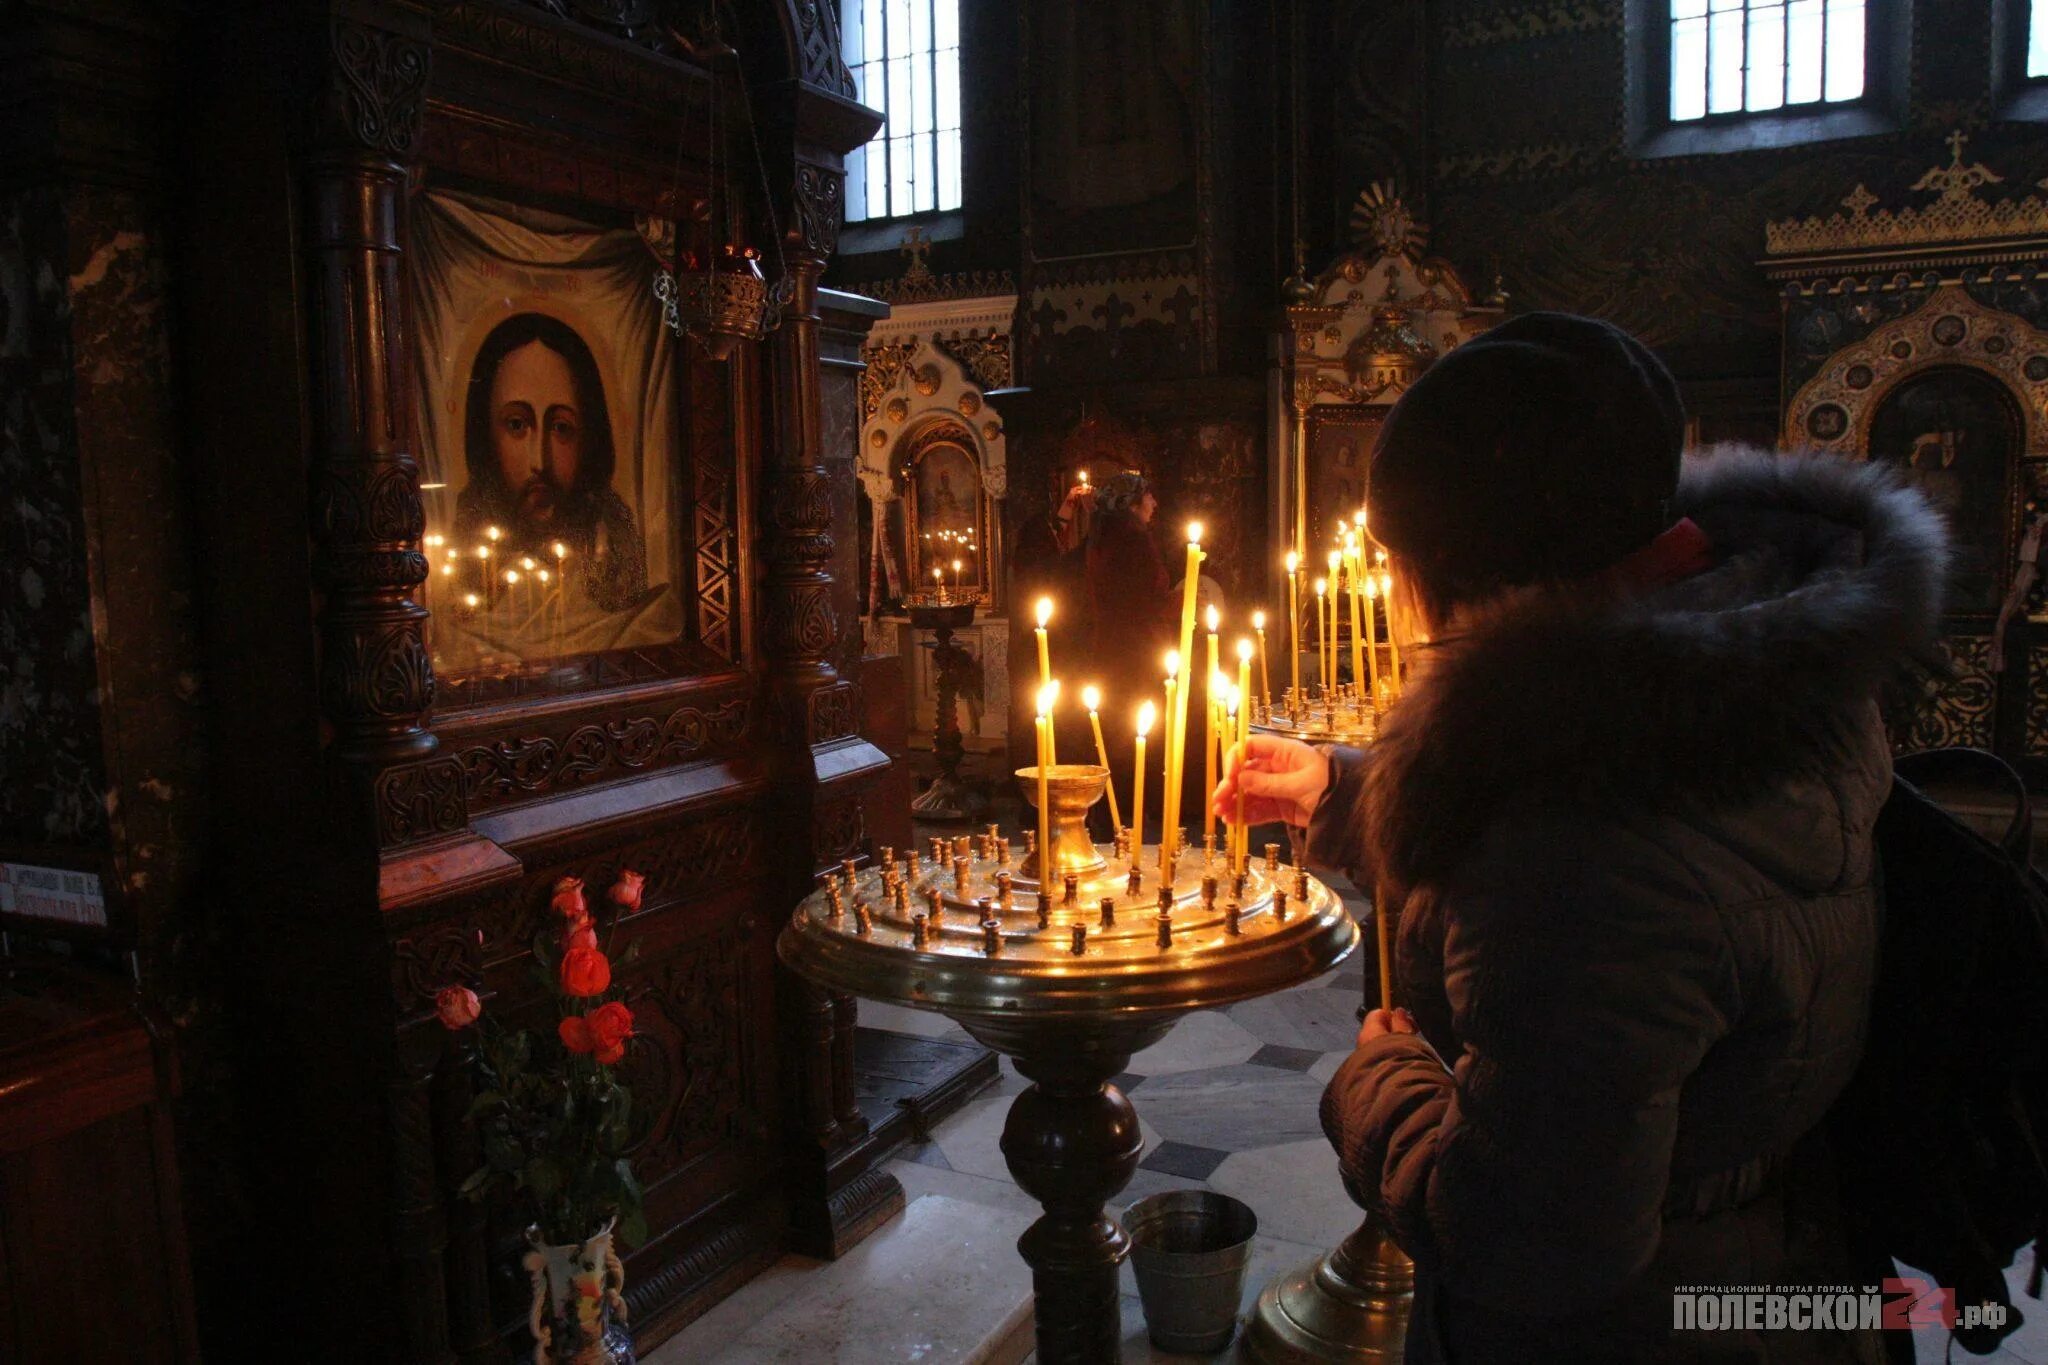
[1667, 0, 1865, 122]
[842, 0, 963, 223]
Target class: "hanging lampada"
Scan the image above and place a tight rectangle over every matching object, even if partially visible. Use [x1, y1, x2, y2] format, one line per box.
[651, 15, 790, 360]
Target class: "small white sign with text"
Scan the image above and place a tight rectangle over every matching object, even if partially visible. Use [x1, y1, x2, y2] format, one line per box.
[0, 862, 108, 929]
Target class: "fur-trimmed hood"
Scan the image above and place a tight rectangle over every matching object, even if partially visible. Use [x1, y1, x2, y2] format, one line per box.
[1362, 447, 1950, 897]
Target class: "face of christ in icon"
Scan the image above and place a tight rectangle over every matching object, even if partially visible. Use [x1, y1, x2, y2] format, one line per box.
[491, 337, 585, 532]
[456, 312, 648, 614]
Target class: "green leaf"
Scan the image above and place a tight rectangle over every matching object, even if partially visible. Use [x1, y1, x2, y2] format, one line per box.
[465, 1090, 506, 1121]
[619, 1207, 648, 1249]
[457, 1165, 496, 1201]
[524, 1157, 565, 1202]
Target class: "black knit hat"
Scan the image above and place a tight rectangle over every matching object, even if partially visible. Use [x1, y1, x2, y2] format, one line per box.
[1369, 312, 1685, 608]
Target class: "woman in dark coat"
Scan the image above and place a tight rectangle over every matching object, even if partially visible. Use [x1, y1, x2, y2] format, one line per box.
[1217, 314, 1946, 1363]
[1083, 471, 1176, 836]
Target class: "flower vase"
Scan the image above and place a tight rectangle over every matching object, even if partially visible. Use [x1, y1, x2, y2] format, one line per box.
[522, 1220, 636, 1365]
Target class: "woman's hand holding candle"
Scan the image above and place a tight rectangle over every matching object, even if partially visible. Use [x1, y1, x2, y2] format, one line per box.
[1213, 733, 1329, 830]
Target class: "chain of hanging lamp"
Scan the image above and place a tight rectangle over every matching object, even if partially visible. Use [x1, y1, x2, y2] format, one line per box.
[653, 2, 792, 360]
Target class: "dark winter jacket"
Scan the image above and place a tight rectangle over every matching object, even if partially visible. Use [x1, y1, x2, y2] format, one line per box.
[1312, 450, 1947, 1363]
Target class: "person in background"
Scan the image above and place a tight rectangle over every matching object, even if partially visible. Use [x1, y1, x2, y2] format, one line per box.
[1078, 470, 1174, 837]
[1216, 313, 1946, 1363]
[1009, 470, 1095, 781]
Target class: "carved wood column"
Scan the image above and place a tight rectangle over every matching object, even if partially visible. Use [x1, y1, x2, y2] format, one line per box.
[300, 6, 436, 768]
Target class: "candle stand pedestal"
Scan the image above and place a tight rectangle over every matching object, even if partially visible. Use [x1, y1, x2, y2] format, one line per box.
[1243, 1213, 1414, 1363]
[907, 600, 980, 821]
[779, 776, 1357, 1363]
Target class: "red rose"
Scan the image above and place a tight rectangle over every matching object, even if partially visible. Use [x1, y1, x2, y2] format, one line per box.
[434, 986, 481, 1031]
[550, 877, 587, 921]
[594, 1039, 627, 1065]
[607, 870, 646, 914]
[558, 945, 611, 998]
[587, 1000, 635, 1052]
[558, 1014, 595, 1054]
[565, 921, 599, 954]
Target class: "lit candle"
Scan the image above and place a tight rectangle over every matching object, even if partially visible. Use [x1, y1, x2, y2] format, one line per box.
[1165, 524, 1204, 873]
[1225, 684, 1243, 873]
[1285, 551, 1301, 709]
[1364, 572, 1382, 702]
[1083, 684, 1121, 836]
[1380, 570, 1400, 694]
[1159, 651, 1180, 881]
[1313, 577, 1329, 696]
[1252, 610, 1270, 712]
[1132, 699, 1154, 869]
[1203, 605, 1221, 849]
[1233, 638, 1253, 872]
[1327, 550, 1344, 692]
[1034, 597, 1056, 764]
[952, 558, 964, 597]
[933, 566, 946, 604]
[1346, 536, 1365, 703]
[1035, 684, 1055, 885]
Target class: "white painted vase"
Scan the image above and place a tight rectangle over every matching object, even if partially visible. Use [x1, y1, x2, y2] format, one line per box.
[522, 1219, 635, 1365]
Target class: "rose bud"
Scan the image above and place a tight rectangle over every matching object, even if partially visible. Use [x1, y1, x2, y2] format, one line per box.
[565, 921, 599, 954]
[608, 870, 646, 914]
[558, 1014, 595, 1054]
[434, 986, 481, 1031]
[594, 1039, 627, 1066]
[558, 946, 612, 998]
[550, 876, 588, 921]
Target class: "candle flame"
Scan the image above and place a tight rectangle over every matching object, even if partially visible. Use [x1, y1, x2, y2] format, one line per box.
[521, 556, 537, 571]
[1136, 700, 1156, 735]
[1226, 685, 1242, 717]
[505, 570, 520, 585]
[1205, 604, 1220, 632]
[1035, 596, 1053, 628]
[1327, 550, 1343, 572]
[1164, 650, 1180, 679]
[440, 563, 454, 576]
[1236, 637, 1254, 662]
[553, 542, 568, 560]
[1036, 682, 1058, 718]
[1314, 577, 1328, 596]
[1357, 506, 1370, 527]
[476, 545, 490, 560]
[1285, 550, 1300, 572]
[952, 558, 962, 572]
[485, 525, 502, 542]
[1252, 609, 1267, 630]
[1344, 531, 1358, 551]
[1379, 571, 1393, 594]
[1082, 684, 1102, 712]
[537, 569, 551, 584]
[463, 593, 479, 608]
[1365, 575, 1379, 599]
[1211, 669, 1229, 695]
[1187, 521, 1204, 544]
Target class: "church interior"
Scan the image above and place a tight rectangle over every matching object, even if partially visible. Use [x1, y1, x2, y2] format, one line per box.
[6, 1, 2048, 1362]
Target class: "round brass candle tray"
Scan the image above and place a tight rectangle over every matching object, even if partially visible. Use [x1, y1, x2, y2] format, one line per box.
[778, 766, 1358, 1363]
[1253, 690, 1379, 747]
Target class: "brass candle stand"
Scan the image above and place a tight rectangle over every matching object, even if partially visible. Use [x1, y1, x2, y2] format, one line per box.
[778, 770, 1358, 1364]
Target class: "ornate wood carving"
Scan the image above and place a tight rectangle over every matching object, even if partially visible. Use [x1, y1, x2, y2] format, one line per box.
[376, 756, 471, 846]
[620, 926, 755, 1184]
[2028, 644, 2048, 757]
[453, 697, 753, 809]
[811, 794, 866, 868]
[301, 9, 437, 764]
[794, 161, 845, 260]
[806, 681, 860, 745]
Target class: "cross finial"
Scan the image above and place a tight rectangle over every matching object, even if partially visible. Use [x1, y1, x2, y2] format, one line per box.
[1947, 129, 1968, 165]
[899, 226, 933, 279]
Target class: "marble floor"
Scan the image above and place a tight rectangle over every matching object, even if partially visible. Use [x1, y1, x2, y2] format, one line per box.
[652, 848, 2047, 1365]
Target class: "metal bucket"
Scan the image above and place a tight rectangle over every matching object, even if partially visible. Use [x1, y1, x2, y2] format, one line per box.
[1125, 1189, 1259, 1354]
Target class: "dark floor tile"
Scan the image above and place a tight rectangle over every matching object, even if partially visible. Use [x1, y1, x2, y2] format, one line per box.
[902, 1140, 952, 1171]
[1246, 1044, 1324, 1073]
[1110, 1070, 1147, 1094]
[1139, 1140, 1232, 1181]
